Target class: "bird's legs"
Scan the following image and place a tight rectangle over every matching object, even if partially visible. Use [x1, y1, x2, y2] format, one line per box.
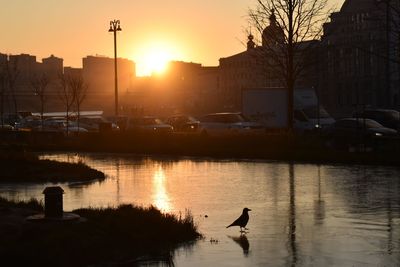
[239, 227, 249, 233]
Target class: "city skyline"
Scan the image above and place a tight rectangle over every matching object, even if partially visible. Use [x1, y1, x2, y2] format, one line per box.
[2, 0, 345, 76]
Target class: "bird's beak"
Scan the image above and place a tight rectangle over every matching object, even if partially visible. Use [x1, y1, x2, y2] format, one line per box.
[248, 209, 251, 211]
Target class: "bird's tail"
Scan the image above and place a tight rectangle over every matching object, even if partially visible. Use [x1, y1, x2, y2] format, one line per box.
[226, 224, 233, 228]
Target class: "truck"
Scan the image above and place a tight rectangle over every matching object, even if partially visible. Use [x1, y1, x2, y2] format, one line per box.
[241, 87, 335, 132]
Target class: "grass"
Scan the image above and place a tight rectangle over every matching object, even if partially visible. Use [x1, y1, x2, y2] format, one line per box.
[0, 196, 43, 211]
[0, 197, 201, 266]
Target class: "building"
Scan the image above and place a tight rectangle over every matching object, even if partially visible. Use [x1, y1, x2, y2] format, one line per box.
[82, 55, 135, 95]
[125, 61, 216, 116]
[319, 0, 400, 117]
[42, 55, 63, 80]
[161, 61, 202, 114]
[193, 66, 220, 113]
[8, 54, 39, 94]
[219, 12, 318, 112]
[63, 66, 83, 78]
[0, 53, 7, 65]
[219, 36, 269, 111]
[82, 55, 135, 114]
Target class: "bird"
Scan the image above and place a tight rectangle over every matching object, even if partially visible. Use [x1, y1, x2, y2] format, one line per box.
[226, 208, 251, 232]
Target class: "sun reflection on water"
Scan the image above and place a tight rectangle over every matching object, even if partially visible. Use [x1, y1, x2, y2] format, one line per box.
[152, 166, 171, 212]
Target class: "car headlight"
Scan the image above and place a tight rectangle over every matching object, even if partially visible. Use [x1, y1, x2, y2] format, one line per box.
[374, 132, 383, 137]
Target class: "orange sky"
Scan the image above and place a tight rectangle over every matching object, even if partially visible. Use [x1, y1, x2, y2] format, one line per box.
[2, 0, 345, 76]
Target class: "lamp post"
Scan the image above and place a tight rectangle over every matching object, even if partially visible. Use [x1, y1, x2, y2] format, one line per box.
[108, 19, 122, 116]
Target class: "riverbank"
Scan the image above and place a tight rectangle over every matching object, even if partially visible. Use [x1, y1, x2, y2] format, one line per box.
[2, 130, 400, 166]
[39, 133, 400, 166]
[0, 149, 105, 183]
[0, 197, 201, 266]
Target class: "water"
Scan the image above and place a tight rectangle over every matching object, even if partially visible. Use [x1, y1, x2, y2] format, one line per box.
[1, 152, 399, 266]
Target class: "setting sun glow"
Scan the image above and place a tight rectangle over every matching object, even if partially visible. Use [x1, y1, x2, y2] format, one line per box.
[152, 166, 171, 212]
[134, 42, 183, 77]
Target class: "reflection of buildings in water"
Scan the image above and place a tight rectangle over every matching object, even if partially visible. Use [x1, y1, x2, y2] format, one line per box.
[270, 166, 281, 207]
[152, 166, 171, 212]
[67, 185, 84, 201]
[386, 200, 394, 255]
[314, 165, 325, 224]
[115, 159, 121, 204]
[385, 173, 395, 255]
[287, 164, 297, 267]
[322, 164, 400, 257]
[228, 234, 250, 256]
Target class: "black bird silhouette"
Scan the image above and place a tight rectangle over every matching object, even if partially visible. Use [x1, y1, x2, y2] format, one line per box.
[226, 208, 251, 232]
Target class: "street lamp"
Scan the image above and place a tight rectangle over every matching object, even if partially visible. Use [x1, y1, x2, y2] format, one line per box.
[108, 19, 122, 116]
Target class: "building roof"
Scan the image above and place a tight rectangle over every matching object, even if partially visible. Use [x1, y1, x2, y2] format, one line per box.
[340, 0, 376, 13]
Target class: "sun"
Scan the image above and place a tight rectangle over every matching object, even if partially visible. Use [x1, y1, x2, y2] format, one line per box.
[134, 42, 181, 76]
[143, 50, 170, 75]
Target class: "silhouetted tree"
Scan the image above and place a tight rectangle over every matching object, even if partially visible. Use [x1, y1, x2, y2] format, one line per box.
[31, 74, 49, 129]
[68, 75, 88, 131]
[58, 73, 75, 135]
[249, 0, 331, 132]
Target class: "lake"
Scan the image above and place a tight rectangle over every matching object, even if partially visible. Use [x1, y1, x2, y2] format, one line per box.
[1, 152, 399, 266]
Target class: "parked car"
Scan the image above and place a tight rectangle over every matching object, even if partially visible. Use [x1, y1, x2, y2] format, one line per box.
[353, 109, 399, 130]
[165, 115, 200, 133]
[295, 106, 335, 132]
[126, 116, 173, 133]
[43, 118, 88, 133]
[14, 116, 42, 131]
[0, 123, 14, 131]
[1, 113, 22, 127]
[78, 116, 119, 132]
[324, 118, 398, 138]
[198, 112, 264, 136]
[107, 115, 128, 131]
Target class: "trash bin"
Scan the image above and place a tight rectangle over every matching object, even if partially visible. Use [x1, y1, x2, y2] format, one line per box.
[43, 186, 64, 218]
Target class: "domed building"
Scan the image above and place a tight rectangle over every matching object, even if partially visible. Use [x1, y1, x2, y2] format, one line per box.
[262, 10, 285, 47]
[218, 11, 317, 111]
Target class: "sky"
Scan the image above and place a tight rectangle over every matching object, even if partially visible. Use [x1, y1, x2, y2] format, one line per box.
[1, 0, 345, 76]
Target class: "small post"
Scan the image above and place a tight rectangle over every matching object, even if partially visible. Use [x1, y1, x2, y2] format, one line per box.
[43, 186, 64, 218]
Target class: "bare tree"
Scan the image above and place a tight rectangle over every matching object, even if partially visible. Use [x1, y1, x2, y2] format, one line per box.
[68, 75, 88, 131]
[249, 0, 331, 131]
[31, 74, 49, 129]
[58, 73, 75, 135]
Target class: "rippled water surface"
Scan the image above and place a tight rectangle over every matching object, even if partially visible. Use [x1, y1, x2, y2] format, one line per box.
[1, 152, 399, 266]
